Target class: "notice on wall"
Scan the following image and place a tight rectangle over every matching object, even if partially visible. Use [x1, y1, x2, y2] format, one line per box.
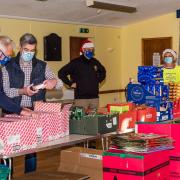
[163, 66, 180, 83]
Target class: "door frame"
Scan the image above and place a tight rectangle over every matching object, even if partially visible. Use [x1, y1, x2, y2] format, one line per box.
[141, 37, 172, 65]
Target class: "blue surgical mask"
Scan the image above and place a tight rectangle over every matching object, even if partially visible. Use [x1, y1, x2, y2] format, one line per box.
[21, 51, 35, 62]
[84, 51, 94, 59]
[0, 51, 11, 65]
[164, 57, 173, 64]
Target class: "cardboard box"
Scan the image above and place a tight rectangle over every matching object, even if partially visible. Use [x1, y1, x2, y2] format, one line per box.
[107, 102, 135, 114]
[34, 101, 62, 113]
[170, 153, 180, 180]
[173, 99, 180, 119]
[13, 171, 89, 180]
[118, 110, 137, 132]
[137, 123, 180, 155]
[70, 114, 118, 135]
[137, 107, 156, 122]
[0, 117, 37, 155]
[103, 150, 170, 180]
[58, 147, 103, 180]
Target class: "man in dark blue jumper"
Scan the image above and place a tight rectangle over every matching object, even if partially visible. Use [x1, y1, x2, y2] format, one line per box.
[0, 36, 32, 116]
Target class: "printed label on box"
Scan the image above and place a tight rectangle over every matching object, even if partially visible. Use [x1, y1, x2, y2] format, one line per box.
[113, 117, 117, 125]
[80, 153, 102, 160]
[7, 135, 20, 145]
[37, 127, 42, 136]
[106, 123, 112, 129]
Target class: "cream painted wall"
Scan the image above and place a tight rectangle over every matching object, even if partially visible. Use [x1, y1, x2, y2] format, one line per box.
[0, 18, 122, 106]
[120, 12, 179, 92]
[1, 12, 177, 106]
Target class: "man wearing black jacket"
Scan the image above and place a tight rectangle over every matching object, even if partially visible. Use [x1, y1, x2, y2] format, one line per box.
[0, 36, 32, 116]
[58, 39, 106, 109]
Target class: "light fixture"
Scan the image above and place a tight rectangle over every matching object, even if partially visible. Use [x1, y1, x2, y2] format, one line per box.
[86, 0, 137, 13]
[36, 0, 48, 1]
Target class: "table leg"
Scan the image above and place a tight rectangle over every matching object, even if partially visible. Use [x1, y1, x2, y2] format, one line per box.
[101, 138, 105, 151]
[86, 140, 89, 148]
[106, 137, 109, 150]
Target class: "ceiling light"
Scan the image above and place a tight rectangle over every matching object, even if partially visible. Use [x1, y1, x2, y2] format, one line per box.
[36, 0, 48, 2]
[97, 9, 102, 14]
[86, 0, 137, 13]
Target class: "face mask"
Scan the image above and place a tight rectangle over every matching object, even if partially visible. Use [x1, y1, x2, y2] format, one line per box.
[21, 51, 35, 62]
[164, 57, 173, 64]
[84, 51, 94, 59]
[0, 51, 11, 65]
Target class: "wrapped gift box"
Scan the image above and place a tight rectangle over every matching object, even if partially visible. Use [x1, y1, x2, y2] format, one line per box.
[61, 104, 71, 136]
[173, 98, 180, 119]
[34, 102, 72, 142]
[103, 149, 170, 180]
[34, 101, 61, 113]
[107, 102, 135, 114]
[118, 110, 137, 132]
[137, 107, 156, 122]
[170, 153, 180, 180]
[36, 112, 62, 142]
[0, 117, 37, 155]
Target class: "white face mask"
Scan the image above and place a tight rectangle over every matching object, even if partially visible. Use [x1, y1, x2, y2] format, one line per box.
[21, 51, 35, 62]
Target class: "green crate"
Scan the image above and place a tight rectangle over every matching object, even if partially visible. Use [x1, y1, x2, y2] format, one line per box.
[70, 114, 119, 135]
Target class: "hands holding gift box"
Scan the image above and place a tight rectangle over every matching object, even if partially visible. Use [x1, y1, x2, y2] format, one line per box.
[19, 79, 57, 97]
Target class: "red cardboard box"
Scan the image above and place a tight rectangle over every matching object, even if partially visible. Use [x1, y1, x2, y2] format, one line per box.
[107, 102, 135, 114]
[0, 117, 37, 155]
[103, 150, 170, 180]
[170, 153, 180, 180]
[137, 107, 156, 122]
[173, 99, 180, 119]
[118, 110, 137, 132]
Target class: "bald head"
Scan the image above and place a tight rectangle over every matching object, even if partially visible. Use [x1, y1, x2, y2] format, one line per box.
[0, 36, 14, 56]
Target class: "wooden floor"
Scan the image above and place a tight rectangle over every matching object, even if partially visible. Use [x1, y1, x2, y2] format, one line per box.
[12, 148, 61, 179]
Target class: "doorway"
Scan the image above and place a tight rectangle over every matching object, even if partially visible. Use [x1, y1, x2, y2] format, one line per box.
[142, 37, 172, 65]
[70, 37, 88, 61]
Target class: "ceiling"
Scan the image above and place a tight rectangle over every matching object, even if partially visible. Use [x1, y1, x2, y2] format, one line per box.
[0, 0, 180, 27]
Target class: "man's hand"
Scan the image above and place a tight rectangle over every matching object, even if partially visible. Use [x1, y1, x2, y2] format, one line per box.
[19, 86, 39, 96]
[20, 108, 32, 117]
[43, 79, 57, 90]
[71, 83, 77, 89]
[20, 108, 38, 118]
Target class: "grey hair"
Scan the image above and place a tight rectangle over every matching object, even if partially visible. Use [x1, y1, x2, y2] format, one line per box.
[20, 33, 37, 47]
[0, 36, 14, 52]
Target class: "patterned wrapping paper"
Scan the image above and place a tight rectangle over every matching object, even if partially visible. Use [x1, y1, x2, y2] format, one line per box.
[0, 117, 37, 155]
[34, 101, 62, 113]
[35, 112, 63, 142]
[61, 104, 72, 136]
[3, 102, 72, 154]
[34, 102, 72, 141]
